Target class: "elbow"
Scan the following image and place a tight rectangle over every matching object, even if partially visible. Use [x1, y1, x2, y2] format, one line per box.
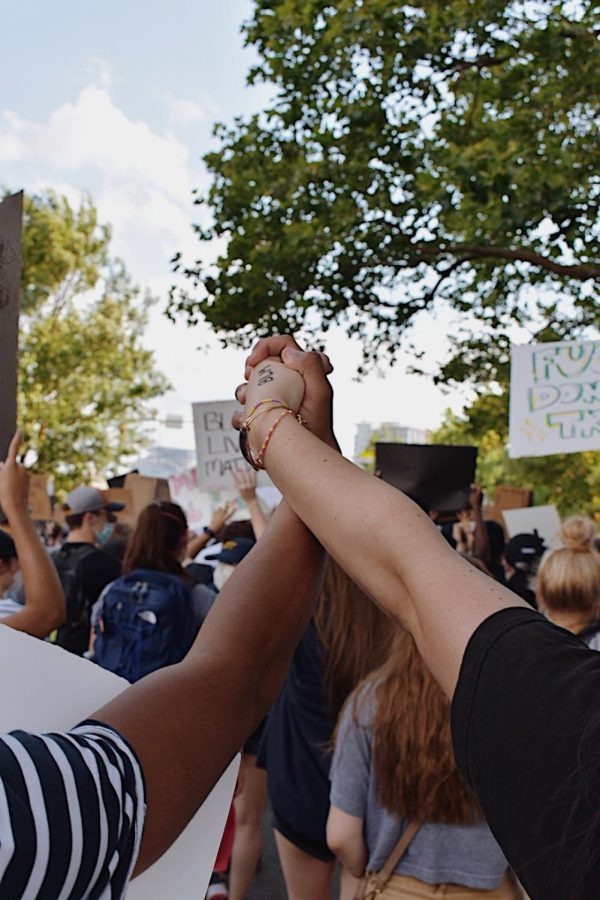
[326, 824, 365, 878]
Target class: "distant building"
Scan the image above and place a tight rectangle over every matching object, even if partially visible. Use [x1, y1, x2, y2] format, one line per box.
[135, 445, 196, 479]
[353, 422, 430, 467]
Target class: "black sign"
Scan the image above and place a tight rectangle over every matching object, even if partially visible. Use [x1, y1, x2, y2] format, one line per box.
[0, 192, 23, 460]
[375, 443, 478, 516]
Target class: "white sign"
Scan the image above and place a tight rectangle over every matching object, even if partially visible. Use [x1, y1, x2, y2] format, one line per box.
[502, 504, 562, 550]
[509, 339, 600, 458]
[192, 400, 270, 491]
[168, 467, 212, 531]
[0, 627, 238, 900]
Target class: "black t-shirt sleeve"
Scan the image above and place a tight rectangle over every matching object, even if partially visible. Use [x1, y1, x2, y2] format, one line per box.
[452, 607, 600, 900]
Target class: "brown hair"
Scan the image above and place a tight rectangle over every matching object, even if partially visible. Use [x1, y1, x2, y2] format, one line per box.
[348, 629, 476, 824]
[123, 501, 188, 576]
[538, 517, 600, 616]
[65, 512, 86, 530]
[314, 559, 394, 720]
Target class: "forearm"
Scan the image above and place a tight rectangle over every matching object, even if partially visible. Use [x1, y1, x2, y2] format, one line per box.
[91, 500, 325, 873]
[260, 418, 528, 696]
[186, 531, 210, 559]
[3, 506, 64, 635]
[245, 497, 268, 539]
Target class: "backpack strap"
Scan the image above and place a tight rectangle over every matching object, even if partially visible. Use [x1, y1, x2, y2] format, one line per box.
[366, 818, 423, 894]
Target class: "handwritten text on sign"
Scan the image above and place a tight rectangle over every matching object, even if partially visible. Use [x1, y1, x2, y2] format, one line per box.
[509, 340, 600, 458]
[192, 400, 270, 491]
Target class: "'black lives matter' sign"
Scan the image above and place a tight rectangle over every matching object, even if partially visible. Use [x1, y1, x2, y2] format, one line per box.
[0, 192, 23, 460]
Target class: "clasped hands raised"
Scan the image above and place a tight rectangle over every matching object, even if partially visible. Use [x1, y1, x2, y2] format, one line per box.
[234, 336, 338, 461]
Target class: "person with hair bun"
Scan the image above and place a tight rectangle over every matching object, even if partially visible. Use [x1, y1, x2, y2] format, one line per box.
[537, 516, 600, 646]
[328, 629, 520, 899]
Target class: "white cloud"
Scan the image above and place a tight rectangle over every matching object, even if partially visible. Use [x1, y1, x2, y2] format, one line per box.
[168, 97, 208, 125]
[0, 79, 212, 280]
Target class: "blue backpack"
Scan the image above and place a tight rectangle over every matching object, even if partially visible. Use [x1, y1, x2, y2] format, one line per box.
[93, 569, 196, 683]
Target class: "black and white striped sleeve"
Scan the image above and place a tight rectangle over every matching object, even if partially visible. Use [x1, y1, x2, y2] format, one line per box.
[0, 720, 146, 899]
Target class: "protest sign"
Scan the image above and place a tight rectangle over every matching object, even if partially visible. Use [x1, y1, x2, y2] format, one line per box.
[28, 473, 52, 520]
[375, 443, 478, 516]
[502, 504, 562, 550]
[192, 400, 270, 491]
[168, 467, 212, 531]
[493, 485, 532, 512]
[124, 473, 172, 518]
[105, 488, 135, 525]
[0, 191, 23, 460]
[483, 485, 532, 532]
[509, 339, 600, 458]
[0, 627, 238, 900]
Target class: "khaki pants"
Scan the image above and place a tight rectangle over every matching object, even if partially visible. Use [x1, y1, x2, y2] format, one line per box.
[376, 871, 524, 899]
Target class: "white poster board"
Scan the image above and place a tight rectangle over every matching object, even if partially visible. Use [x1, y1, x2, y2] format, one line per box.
[0, 627, 238, 899]
[502, 504, 562, 550]
[192, 400, 271, 491]
[509, 339, 600, 458]
[168, 467, 212, 531]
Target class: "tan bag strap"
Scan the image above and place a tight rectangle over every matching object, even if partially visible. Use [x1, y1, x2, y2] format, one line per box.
[370, 818, 423, 893]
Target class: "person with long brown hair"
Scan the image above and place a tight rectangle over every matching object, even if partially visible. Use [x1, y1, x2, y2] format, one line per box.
[328, 628, 519, 898]
[536, 516, 600, 644]
[92, 500, 208, 680]
[259, 558, 394, 900]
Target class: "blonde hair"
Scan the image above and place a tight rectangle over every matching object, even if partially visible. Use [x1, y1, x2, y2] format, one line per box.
[538, 517, 600, 615]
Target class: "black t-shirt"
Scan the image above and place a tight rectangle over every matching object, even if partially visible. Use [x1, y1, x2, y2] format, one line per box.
[452, 607, 600, 900]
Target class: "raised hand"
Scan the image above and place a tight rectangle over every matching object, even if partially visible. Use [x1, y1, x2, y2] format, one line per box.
[232, 469, 258, 504]
[239, 336, 336, 448]
[0, 431, 29, 516]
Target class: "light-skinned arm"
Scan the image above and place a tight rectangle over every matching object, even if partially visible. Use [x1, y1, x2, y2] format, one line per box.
[237, 339, 528, 699]
[0, 432, 65, 638]
[232, 469, 268, 539]
[326, 806, 367, 879]
[185, 502, 235, 559]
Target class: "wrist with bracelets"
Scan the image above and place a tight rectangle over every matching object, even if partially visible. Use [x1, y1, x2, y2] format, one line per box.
[239, 400, 305, 471]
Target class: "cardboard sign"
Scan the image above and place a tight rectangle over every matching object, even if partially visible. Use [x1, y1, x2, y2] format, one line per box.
[509, 340, 600, 458]
[502, 504, 562, 550]
[493, 485, 532, 511]
[0, 626, 238, 899]
[28, 473, 52, 520]
[375, 443, 478, 515]
[105, 488, 135, 525]
[124, 474, 172, 518]
[192, 400, 270, 491]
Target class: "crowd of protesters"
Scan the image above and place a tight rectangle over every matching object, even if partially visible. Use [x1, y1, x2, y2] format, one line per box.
[0, 337, 599, 900]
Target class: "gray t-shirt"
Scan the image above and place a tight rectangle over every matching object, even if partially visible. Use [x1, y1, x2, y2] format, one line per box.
[330, 686, 510, 889]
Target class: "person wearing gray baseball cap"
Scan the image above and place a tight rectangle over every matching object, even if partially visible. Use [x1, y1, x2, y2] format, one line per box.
[50, 485, 123, 655]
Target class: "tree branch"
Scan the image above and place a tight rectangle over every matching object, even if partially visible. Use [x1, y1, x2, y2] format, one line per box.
[419, 244, 600, 280]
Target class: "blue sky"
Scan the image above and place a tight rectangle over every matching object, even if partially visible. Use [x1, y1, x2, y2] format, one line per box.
[1, 1, 468, 457]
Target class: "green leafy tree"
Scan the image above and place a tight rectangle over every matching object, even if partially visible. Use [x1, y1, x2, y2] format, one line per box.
[432, 390, 600, 517]
[170, 0, 599, 379]
[17, 192, 170, 489]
